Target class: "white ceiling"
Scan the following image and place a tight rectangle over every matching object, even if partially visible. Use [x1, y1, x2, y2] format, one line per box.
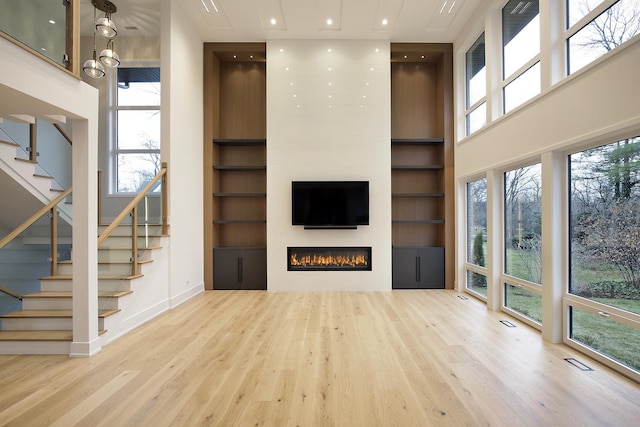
[81, 0, 485, 42]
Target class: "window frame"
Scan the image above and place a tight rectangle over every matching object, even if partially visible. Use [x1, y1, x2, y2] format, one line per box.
[465, 177, 489, 300]
[564, 138, 640, 382]
[502, 162, 543, 329]
[464, 32, 487, 136]
[112, 65, 161, 195]
[501, 0, 541, 113]
[565, 0, 640, 75]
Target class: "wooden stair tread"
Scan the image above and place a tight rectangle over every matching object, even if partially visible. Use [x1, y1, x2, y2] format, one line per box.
[1, 309, 121, 318]
[0, 139, 19, 146]
[58, 259, 153, 265]
[40, 274, 144, 281]
[0, 330, 107, 341]
[23, 290, 133, 298]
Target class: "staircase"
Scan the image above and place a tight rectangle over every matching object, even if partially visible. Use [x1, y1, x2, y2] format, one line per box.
[0, 224, 167, 354]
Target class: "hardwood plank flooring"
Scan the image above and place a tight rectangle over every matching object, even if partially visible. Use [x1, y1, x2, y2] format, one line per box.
[0, 290, 638, 426]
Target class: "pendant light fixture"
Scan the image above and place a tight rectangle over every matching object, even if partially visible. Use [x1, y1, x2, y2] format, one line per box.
[99, 38, 120, 67]
[95, 0, 118, 38]
[84, 0, 120, 78]
[83, 4, 106, 78]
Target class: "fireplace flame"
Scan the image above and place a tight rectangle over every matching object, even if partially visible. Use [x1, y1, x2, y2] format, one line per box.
[290, 252, 368, 267]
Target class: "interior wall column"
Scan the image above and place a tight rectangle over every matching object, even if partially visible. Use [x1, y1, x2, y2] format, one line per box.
[541, 150, 565, 343]
[70, 117, 101, 357]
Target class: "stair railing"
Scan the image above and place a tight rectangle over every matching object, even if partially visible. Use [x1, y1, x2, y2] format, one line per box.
[0, 187, 72, 316]
[97, 163, 168, 277]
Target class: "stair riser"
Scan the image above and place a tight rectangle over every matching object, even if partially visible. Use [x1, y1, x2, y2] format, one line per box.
[2, 318, 106, 330]
[98, 249, 153, 263]
[57, 264, 136, 276]
[0, 341, 70, 355]
[23, 298, 120, 311]
[40, 280, 132, 292]
[99, 236, 159, 249]
[98, 225, 164, 237]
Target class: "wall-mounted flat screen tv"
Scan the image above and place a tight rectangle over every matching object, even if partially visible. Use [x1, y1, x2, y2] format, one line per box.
[292, 181, 369, 228]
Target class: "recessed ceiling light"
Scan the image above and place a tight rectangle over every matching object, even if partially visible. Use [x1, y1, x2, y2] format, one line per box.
[327, 48, 332, 53]
[249, 55, 253, 59]
[41, 47, 46, 51]
[326, 18, 333, 26]
[270, 18, 277, 25]
[421, 55, 425, 59]
[48, 20, 55, 24]
[375, 48, 379, 52]
[285, 67, 290, 71]
[328, 82, 332, 86]
[370, 67, 374, 71]
[280, 48, 284, 52]
[328, 67, 332, 71]
[381, 18, 388, 26]
[233, 55, 237, 59]
[404, 55, 408, 59]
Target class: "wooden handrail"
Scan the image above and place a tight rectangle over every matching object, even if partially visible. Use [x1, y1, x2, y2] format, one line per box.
[53, 123, 72, 145]
[98, 163, 168, 246]
[0, 285, 22, 301]
[0, 187, 72, 251]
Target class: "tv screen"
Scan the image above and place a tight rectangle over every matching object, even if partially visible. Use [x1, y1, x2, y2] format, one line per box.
[292, 181, 369, 228]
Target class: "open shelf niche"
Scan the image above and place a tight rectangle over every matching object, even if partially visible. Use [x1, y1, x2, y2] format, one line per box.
[204, 43, 267, 290]
[390, 44, 454, 289]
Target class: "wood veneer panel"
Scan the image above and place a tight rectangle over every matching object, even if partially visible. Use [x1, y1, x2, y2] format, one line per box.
[219, 62, 266, 139]
[391, 62, 438, 139]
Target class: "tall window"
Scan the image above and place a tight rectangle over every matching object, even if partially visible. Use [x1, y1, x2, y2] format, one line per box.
[115, 67, 161, 193]
[466, 178, 488, 297]
[569, 137, 640, 375]
[465, 33, 486, 135]
[502, 0, 540, 113]
[566, 0, 640, 74]
[504, 163, 542, 324]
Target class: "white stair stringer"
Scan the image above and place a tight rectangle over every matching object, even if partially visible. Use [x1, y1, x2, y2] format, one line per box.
[0, 227, 170, 355]
[0, 140, 64, 207]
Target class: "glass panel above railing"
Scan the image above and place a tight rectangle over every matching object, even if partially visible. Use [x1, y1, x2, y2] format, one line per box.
[0, 119, 30, 160]
[0, 0, 70, 69]
[36, 120, 72, 190]
[0, 192, 72, 317]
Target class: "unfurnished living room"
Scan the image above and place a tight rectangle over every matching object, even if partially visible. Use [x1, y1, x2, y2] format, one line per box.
[1, 0, 639, 425]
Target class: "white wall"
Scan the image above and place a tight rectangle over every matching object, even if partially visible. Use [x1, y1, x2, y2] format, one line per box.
[163, 0, 205, 304]
[266, 40, 392, 292]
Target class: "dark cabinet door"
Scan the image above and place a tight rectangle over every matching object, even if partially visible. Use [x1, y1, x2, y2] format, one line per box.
[392, 247, 445, 289]
[418, 247, 444, 289]
[213, 248, 266, 290]
[240, 248, 267, 290]
[213, 249, 242, 290]
[392, 248, 420, 289]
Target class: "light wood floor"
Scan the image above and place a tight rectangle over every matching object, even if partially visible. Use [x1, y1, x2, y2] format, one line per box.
[0, 290, 638, 426]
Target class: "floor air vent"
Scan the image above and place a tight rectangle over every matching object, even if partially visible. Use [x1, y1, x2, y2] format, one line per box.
[564, 358, 594, 371]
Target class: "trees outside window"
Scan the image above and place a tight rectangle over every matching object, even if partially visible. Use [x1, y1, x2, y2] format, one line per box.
[115, 67, 161, 193]
[569, 136, 640, 373]
[466, 178, 487, 297]
[567, 0, 640, 74]
[504, 164, 542, 323]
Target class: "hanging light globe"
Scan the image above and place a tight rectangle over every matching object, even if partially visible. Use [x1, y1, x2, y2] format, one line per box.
[96, 15, 118, 38]
[83, 53, 106, 78]
[99, 39, 120, 68]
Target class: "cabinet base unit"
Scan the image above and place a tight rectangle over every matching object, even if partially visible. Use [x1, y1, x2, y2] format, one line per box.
[392, 247, 444, 289]
[213, 248, 266, 290]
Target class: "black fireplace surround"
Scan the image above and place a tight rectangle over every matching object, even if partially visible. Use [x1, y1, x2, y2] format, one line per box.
[287, 247, 372, 271]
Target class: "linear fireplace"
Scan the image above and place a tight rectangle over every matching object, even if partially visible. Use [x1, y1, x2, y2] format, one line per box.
[287, 247, 372, 271]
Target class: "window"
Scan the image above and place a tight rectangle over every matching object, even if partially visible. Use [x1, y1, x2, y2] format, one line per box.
[502, 0, 540, 113]
[115, 67, 161, 193]
[465, 33, 486, 135]
[466, 178, 488, 297]
[567, 0, 640, 74]
[504, 163, 542, 324]
[569, 137, 640, 375]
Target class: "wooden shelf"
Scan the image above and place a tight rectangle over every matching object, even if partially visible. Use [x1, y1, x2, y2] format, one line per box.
[213, 139, 266, 146]
[391, 138, 444, 145]
[213, 220, 266, 224]
[392, 219, 445, 224]
[392, 193, 445, 198]
[391, 165, 444, 170]
[213, 165, 266, 171]
[213, 193, 266, 198]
